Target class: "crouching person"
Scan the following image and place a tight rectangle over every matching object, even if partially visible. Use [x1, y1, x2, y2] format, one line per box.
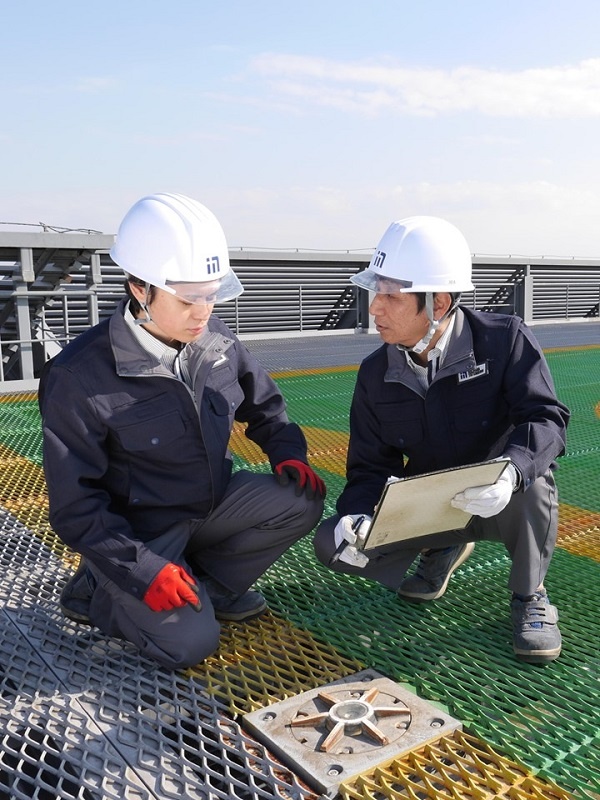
[39, 193, 325, 669]
[315, 215, 569, 664]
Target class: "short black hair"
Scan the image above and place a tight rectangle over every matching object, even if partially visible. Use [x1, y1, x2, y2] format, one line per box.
[124, 276, 156, 317]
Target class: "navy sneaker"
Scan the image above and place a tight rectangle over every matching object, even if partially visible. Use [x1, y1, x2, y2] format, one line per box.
[511, 589, 561, 664]
[398, 542, 475, 602]
[60, 559, 95, 624]
[203, 578, 268, 622]
[211, 590, 268, 622]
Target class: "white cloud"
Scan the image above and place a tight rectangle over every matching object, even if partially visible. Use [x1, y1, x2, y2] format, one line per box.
[73, 76, 117, 93]
[2, 179, 599, 258]
[250, 54, 600, 118]
[215, 179, 600, 257]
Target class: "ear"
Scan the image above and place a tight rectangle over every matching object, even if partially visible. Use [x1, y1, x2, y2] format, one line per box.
[433, 292, 453, 319]
[128, 281, 148, 304]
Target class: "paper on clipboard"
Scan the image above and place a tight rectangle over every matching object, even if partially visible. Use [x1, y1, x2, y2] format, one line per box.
[361, 458, 510, 551]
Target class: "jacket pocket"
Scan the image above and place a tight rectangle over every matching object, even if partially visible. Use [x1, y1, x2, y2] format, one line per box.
[207, 382, 245, 418]
[116, 410, 186, 452]
[374, 401, 424, 449]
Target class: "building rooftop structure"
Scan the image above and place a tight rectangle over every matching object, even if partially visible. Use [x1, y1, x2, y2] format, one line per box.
[0, 319, 598, 800]
[0, 232, 598, 798]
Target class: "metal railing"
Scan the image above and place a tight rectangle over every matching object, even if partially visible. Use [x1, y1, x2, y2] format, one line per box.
[2, 244, 600, 390]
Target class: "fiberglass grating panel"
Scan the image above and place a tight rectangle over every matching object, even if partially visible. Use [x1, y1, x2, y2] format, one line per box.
[338, 730, 575, 800]
[77, 671, 320, 800]
[0, 703, 150, 800]
[1, 347, 599, 800]
[0, 615, 151, 800]
[0, 522, 319, 799]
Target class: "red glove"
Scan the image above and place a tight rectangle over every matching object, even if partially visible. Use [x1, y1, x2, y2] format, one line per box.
[143, 564, 201, 613]
[274, 459, 326, 500]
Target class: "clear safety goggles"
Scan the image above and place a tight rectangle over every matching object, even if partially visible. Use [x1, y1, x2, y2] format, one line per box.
[165, 270, 244, 305]
[350, 270, 413, 294]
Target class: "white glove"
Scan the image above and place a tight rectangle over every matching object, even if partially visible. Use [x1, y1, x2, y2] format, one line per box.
[451, 463, 519, 518]
[333, 514, 372, 568]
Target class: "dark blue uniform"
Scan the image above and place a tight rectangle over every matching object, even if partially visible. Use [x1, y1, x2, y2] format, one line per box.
[40, 300, 323, 667]
[315, 307, 569, 596]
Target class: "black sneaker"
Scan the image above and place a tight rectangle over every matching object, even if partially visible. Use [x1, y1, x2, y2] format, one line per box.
[211, 590, 268, 622]
[202, 578, 268, 622]
[397, 542, 475, 602]
[60, 560, 94, 624]
[511, 589, 561, 664]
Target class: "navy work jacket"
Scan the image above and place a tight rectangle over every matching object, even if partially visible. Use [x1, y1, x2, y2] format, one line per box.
[337, 307, 570, 518]
[39, 300, 308, 597]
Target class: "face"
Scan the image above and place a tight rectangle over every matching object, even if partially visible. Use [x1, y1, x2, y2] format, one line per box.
[369, 281, 431, 348]
[129, 282, 217, 345]
[369, 281, 453, 349]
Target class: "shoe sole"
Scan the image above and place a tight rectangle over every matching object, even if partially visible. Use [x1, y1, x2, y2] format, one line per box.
[60, 605, 92, 625]
[514, 646, 562, 664]
[214, 600, 268, 622]
[398, 542, 476, 602]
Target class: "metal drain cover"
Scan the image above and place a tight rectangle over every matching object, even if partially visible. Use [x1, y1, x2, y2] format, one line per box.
[242, 670, 461, 797]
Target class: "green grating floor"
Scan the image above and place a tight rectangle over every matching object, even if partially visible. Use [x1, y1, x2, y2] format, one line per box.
[0, 345, 598, 799]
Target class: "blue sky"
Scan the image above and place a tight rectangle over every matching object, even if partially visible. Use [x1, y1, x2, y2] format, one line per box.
[2, 0, 600, 257]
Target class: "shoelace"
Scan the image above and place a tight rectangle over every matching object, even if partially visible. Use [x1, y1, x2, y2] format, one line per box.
[513, 592, 548, 629]
[415, 546, 453, 578]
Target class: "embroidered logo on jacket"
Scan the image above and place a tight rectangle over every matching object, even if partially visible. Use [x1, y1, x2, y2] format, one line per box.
[457, 362, 489, 383]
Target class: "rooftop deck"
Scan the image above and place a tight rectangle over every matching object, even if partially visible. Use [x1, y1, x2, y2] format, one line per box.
[0, 323, 598, 800]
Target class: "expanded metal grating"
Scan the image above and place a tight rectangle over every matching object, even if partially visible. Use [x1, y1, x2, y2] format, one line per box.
[0, 339, 599, 800]
[338, 730, 577, 800]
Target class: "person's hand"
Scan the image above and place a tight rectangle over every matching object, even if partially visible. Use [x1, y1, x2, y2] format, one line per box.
[451, 463, 519, 518]
[274, 459, 326, 500]
[143, 564, 201, 612]
[332, 514, 372, 568]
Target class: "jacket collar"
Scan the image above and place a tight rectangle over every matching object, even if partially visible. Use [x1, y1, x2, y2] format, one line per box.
[109, 299, 234, 379]
[384, 307, 477, 390]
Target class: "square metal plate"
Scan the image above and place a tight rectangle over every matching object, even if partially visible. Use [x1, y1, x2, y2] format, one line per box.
[242, 669, 462, 797]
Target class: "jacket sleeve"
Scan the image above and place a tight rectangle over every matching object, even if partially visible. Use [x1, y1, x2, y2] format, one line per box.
[40, 363, 169, 598]
[500, 319, 570, 490]
[233, 343, 309, 467]
[336, 364, 404, 517]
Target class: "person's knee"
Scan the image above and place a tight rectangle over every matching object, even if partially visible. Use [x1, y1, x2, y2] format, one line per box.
[306, 494, 326, 530]
[136, 611, 222, 670]
[158, 632, 220, 670]
[278, 487, 325, 537]
[313, 516, 338, 565]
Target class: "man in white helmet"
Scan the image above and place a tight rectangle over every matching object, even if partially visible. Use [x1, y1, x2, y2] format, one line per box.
[39, 193, 325, 670]
[314, 216, 569, 664]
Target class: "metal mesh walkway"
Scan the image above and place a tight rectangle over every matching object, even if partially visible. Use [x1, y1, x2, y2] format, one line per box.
[0, 335, 598, 799]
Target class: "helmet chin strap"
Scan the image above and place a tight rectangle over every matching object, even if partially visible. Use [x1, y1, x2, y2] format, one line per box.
[134, 282, 153, 325]
[394, 292, 437, 355]
[409, 293, 438, 355]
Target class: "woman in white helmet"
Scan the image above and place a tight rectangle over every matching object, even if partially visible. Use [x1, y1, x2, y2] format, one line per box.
[39, 193, 325, 670]
[314, 215, 569, 665]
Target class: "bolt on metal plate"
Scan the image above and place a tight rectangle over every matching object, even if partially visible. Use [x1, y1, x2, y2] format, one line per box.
[242, 669, 461, 797]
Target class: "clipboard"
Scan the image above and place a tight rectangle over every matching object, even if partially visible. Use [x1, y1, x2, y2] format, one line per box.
[360, 458, 510, 551]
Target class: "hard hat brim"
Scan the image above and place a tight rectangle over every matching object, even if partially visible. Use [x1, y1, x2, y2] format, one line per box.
[351, 269, 474, 294]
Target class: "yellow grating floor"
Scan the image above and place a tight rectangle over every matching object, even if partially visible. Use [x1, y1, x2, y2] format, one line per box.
[188, 611, 365, 715]
[339, 730, 575, 800]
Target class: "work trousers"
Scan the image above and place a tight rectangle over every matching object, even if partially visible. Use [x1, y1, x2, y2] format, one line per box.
[314, 470, 558, 597]
[87, 470, 324, 670]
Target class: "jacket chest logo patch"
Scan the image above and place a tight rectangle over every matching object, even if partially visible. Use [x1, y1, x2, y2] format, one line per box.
[457, 362, 488, 383]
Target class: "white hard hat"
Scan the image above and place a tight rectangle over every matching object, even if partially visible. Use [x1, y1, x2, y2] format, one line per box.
[352, 216, 474, 294]
[110, 193, 243, 303]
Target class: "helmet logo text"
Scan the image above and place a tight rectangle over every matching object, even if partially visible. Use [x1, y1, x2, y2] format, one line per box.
[206, 256, 221, 274]
[372, 250, 387, 269]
